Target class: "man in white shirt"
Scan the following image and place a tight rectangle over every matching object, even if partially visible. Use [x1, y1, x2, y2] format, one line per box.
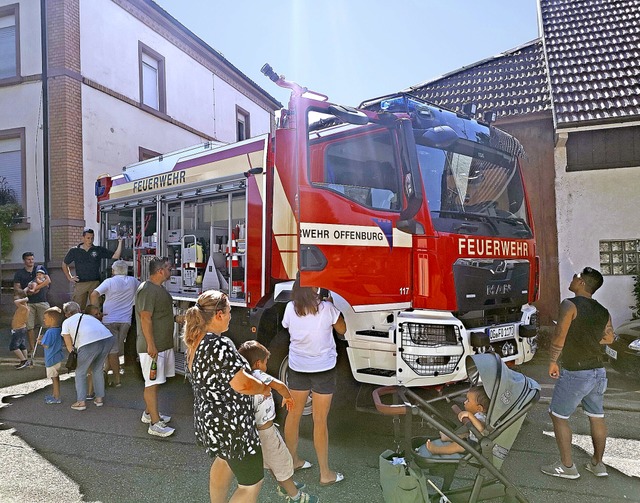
[90, 260, 140, 387]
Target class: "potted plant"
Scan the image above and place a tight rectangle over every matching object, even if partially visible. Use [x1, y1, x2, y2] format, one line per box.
[0, 176, 23, 259]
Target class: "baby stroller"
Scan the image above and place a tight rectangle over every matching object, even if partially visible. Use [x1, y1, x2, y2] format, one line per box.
[373, 353, 540, 503]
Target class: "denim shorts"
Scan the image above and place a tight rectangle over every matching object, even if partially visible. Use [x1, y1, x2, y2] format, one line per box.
[9, 328, 27, 351]
[549, 367, 607, 419]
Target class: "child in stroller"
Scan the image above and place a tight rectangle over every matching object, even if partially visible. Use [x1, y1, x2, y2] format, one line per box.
[374, 353, 541, 503]
[417, 385, 489, 459]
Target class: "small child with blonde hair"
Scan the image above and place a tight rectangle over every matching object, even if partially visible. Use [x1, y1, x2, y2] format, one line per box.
[10, 290, 30, 369]
[40, 307, 65, 404]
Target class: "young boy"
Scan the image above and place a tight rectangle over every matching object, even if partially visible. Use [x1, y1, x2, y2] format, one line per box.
[418, 385, 490, 458]
[40, 307, 65, 404]
[10, 291, 30, 369]
[238, 340, 318, 503]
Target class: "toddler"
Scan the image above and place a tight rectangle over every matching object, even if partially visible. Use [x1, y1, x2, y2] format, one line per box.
[10, 291, 30, 369]
[40, 307, 65, 404]
[418, 385, 489, 458]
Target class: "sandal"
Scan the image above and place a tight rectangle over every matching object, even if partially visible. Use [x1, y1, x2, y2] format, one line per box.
[94, 399, 104, 407]
[71, 402, 86, 411]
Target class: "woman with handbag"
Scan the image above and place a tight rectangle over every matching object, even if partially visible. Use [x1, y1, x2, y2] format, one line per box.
[61, 302, 114, 410]
[282, 276, 347, 486]
[183, 290, 270, 503]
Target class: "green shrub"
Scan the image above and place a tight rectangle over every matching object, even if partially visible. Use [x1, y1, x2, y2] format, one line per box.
[632, 275, 640, 320]
[0, 177, 23, 258]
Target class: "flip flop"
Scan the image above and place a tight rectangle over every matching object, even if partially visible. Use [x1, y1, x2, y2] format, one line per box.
[94, 400, 104, 407]
[294, 460, 313, 471]
[71, 402, 86, 411]
[320, 472, 344, 486]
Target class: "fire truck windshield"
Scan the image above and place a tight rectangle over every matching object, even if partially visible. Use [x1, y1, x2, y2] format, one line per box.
[416, 141, 532, 239]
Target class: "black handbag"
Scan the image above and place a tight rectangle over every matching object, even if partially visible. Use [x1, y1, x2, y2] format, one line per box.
[65, 314, 84, 371]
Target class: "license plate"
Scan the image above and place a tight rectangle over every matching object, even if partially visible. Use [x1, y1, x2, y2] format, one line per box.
[605, 345, 617, 360]
[488, 324, 516, 341]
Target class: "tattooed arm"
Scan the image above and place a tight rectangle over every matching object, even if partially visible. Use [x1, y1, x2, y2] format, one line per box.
[549, 299, 577, 379]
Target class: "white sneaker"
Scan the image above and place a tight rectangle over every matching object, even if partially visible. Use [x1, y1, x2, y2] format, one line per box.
[141, 411, 171, 424]
[148, 420, 175, 438]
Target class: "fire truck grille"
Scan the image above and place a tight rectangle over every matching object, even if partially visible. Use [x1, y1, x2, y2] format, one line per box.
[401, 353, 463, 377]
[401, 323, 460, 347]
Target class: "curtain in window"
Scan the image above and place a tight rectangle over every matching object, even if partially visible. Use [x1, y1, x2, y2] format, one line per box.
[142, 52, 159, 109]
[0, 137, 22, 205]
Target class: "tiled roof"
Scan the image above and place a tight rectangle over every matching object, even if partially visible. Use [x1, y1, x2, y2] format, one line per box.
[405, 40, 551, 122]
[540, 0, 640, 126]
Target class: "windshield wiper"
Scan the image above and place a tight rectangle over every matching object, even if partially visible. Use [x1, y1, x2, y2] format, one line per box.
[432, 210, 532, 237]
[432, 210, 499, 235]
[488, 215, 533, 237]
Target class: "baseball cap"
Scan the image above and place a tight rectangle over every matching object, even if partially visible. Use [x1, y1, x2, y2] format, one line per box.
[35, 265, 47, 274]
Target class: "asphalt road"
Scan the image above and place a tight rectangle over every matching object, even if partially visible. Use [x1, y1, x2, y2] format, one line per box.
[1, 329, 639, 503]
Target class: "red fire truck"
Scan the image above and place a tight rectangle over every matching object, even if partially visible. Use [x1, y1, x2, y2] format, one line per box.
[95, 64, 538, 386]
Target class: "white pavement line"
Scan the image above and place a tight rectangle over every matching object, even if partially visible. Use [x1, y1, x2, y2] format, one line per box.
[0, 375, 89, 503]
[543, 430, 640, 478]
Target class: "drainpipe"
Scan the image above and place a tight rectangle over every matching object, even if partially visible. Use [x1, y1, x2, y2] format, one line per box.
[40, 0, 50, 265]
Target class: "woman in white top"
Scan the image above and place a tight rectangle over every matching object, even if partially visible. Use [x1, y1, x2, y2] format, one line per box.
[61, 302, 114, 410]
[282, 277, 346, 486]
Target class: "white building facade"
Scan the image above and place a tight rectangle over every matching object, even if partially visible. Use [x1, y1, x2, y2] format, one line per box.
[0, 0, 279, 302]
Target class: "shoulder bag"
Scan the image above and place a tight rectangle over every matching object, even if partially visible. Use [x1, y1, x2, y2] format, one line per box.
[65, 314, 84, 371]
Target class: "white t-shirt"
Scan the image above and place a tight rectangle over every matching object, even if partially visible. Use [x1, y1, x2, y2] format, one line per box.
[61, 313, 113, 349]
[252, 369, 275, 427]
[282, 300, 340, 373]
[94, 275, 140, 324]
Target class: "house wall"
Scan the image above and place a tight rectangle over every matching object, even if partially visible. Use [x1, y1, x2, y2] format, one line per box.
[497, 114, 559, 326]
[1, 0, 278, 308]
[0, 0, 45, 265]
[555, 135, 640, 326]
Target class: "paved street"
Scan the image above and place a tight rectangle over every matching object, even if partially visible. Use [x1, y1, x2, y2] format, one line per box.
[1, 328, 639, 502]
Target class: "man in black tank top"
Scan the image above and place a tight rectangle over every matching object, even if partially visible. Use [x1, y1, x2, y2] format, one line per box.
[541, 267, 615, 480]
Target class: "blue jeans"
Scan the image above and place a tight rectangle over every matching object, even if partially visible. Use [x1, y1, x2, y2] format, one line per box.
[549, 367, 607, 419]
[75, 336, 114, 401]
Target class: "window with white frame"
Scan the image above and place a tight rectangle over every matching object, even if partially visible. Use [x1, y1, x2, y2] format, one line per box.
[0, 129, 25, 207]
[139, 43, 165, 113]
[0, 5, 19, 80]
[237, 106, 250, 141]
[599, 239, 640, 275]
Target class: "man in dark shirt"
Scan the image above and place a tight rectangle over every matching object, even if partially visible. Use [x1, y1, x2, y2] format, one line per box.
[13, 252, 51, 353]
[541, 267, 615, 480]
[62, 228, 122, 309]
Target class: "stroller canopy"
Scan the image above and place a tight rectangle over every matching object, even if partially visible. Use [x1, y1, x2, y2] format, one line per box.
[466, 353, 540, 428]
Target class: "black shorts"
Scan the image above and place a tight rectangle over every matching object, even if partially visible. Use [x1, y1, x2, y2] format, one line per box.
[288, 367, 337, 394]
[224, 446, 264, 486]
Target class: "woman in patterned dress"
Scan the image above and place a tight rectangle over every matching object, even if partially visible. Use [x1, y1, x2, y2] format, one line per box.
[183, 290, 271, 503]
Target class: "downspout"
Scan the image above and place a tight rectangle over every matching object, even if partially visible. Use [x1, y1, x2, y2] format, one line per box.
[40, 0, 50, 264]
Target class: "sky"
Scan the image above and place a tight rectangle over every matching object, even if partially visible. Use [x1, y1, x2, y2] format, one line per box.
[154, 0, 541, 108]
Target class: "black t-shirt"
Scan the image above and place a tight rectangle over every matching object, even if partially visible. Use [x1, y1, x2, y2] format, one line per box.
[13, 267, 49, 303]
[63, 244, 114, 282]
[561, 296, 610, 371]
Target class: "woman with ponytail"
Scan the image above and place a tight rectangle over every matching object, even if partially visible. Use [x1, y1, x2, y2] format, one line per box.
[183, 290, 270, 503]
